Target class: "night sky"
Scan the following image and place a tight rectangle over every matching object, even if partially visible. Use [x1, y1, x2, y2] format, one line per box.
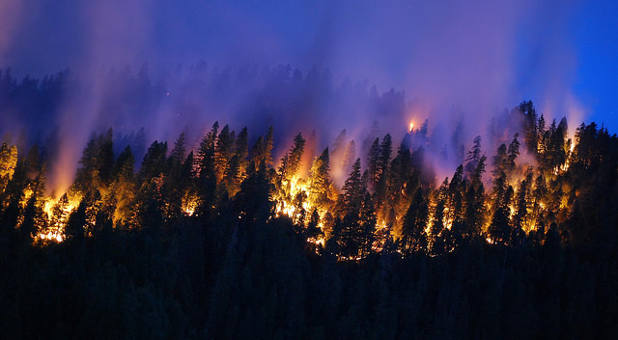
[1, 0, 616, 132]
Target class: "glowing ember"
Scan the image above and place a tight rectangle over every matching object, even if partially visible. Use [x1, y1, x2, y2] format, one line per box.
[307, 236, 325, 247]
[181, 192, 199, 216]
[37, 230, 64, 243]
[36, 193, 82, 244]
[274, 176, 312, 220]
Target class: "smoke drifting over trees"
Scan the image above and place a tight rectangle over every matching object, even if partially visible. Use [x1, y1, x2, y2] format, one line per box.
[0, 0, 595, 191]
[1, 1, 617, 338]
[1, 97, 617, 337]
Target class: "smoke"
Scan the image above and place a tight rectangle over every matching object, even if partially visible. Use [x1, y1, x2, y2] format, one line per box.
[0, 0, 589, 192]
[0, 0, 22, 64]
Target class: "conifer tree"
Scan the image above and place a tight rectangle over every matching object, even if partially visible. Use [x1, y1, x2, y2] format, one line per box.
[519, 100, 538, 153]
[308, 148, 331, 211]
[223, 155, 242, 196]
[488, 185, 513, 244]
[287, 133, 306, 178]
[169, 132, 186, 168]
[112, 146, 136, 225]
[235, 127, 249, 177]
[400, 189, 428, 253]
[139, 141, 168, 182]
[375, 134, 392, 201]
[492, 144, 508, 180]
[0, 142, 18, 192]
[98, 129, 115, 184]
[235, 161, 273, 225]
[340, 159, 363, 215]
[262, 126, 274, 168]
[358, 191, 376, 257]
[342, 140, 356, 174]
[463, 182, 485, 238]
[446, 165, 465, 238]
[366, 138, 380, 190]
[430, 198, 447, 255]
[66, 198, 87, 241]
[306, 209, 322, 241]
[215, 125, 236, 182]
[506, 134, 520, 174]
[464, 136, 482, 177]
[386, 142, 412, 224]
[197, 122, 219, 217]
[20, 196, 39, 242]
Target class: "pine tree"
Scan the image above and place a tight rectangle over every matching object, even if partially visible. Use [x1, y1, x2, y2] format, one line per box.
[375, 134, 392, 201]
[308, 148, 331, 211]
[513, 170, 533, 232]
[223, 155, 242, 197]
[235, 127, 249, 178]
[519, 100, 538, 153]
[463, 182, 485, 238]
[66, 198, 87, 241]
[447, 165, 465, 238]
[400, 189, 428, 253]
[325, 217, 343, 255]
[506, 134, 520, 174]
[464, 136, 482, 177]
[358, 192, 376, 257]
[139, 141, 168, 182]
[0, 142, 18, 192]
[306, 209, 322, 241]
[199, 122, 219, 176]
[342, 140, 356, 174]
[49, 193, 69, 230]
[197, 122, 219, 217]
[215, 125, 235, 182]
[366, 138, 380, 190]
[287, 133, 306, 178]
[340, 159, 363, 215]
[169, 132, 186, 168]
[492, 144, 508, 180]
[386, 142, 412, 225]
[74, 134, 102, 191]
[336, 158, 374, 258]
[331, 129, 347, 164]
[263, 126, 274, 168]
[430, 197, 446, 255]
[235, 161, 273, 225]
[98, 129, 115, 184]
[340, 212, 361, 258]
[112, 146, 136, 226]
[114, 146, 135, 180]
[488, 185, 513, 245]
[20, 196, 38, 242]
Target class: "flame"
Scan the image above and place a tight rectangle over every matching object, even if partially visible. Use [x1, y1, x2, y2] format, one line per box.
[408, 121, 415, 132]
[36, 192, 82, 244]
[181, 192, 199, 216]
[274, 176, 313, 221]
[307, 236, 325, 247]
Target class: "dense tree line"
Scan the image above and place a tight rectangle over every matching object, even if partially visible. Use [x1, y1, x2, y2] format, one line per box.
[0, 99, 617, 338]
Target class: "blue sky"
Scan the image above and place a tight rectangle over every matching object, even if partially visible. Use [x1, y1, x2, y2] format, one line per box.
[571, 1, 618, 131]
[1, 0, 616, 132]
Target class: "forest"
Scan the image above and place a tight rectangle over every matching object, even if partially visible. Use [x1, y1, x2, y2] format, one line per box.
[0, 68, 617, 339]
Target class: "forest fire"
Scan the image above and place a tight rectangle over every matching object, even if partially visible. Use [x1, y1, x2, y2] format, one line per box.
[0, 101, 610, 261]
[35, 193, 82, 243]
[181, 192, 198, 216]
[2, 0, 617, 336]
